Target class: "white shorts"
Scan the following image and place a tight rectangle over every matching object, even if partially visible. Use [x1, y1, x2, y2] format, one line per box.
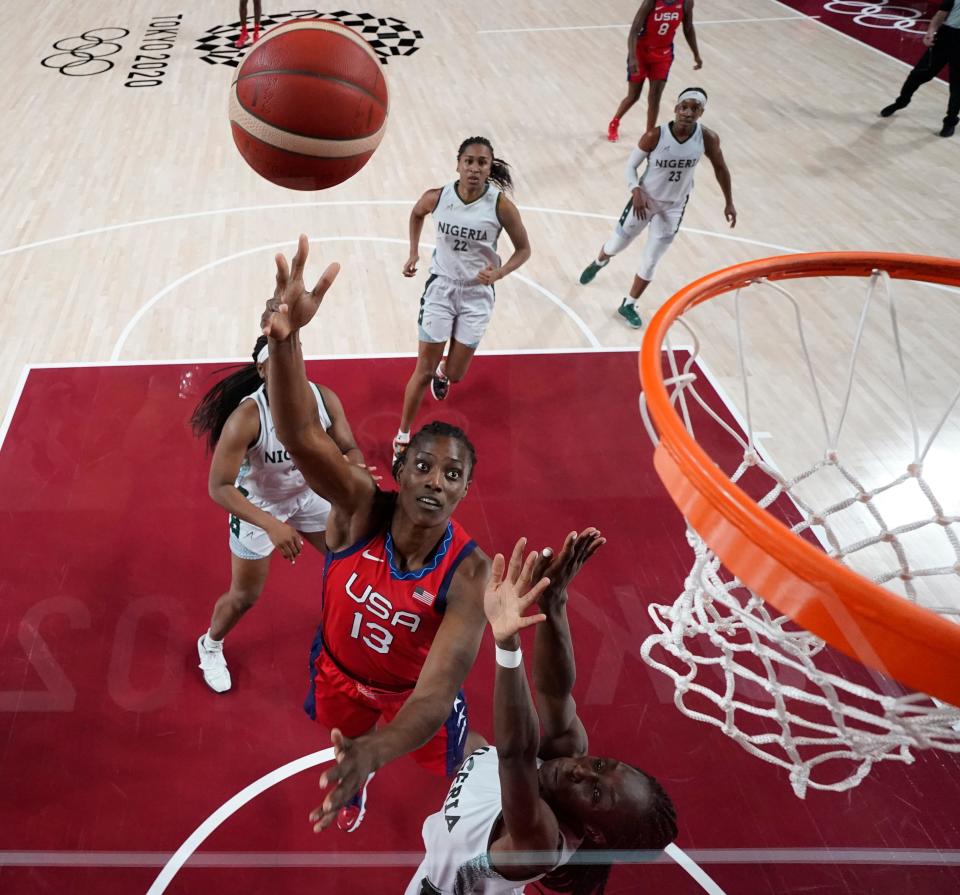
[609, 193, 689, 281]
[417, 274, 495, 348]
[228, 489, 330, 560]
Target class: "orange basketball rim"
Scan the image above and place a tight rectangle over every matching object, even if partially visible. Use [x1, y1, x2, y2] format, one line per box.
[640, 252, 960, 709]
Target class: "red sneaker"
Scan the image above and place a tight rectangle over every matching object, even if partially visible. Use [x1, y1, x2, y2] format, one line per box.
[607, 119, 620, 143]
[336, 773, 375, 833]
[234, 27, 249, 48]
[253, 26, 261, 43]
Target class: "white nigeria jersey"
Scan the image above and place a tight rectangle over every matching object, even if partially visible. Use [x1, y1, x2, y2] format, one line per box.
[429, 181, 503, 281]
[234, 382, 332, 502]
[405, 747, 577, 895]
[640, 122, 704, 206]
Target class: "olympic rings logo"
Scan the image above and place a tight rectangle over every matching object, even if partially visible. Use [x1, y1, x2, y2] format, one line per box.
[823, 2, 927, 31]
[41, 28, 130, 77]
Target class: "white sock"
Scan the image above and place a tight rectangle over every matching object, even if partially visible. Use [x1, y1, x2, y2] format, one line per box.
[596, 256, 609, 266]
[435, 360, 447, 380]
[204, 631, 223, 649]
[395, 429, 410, 443]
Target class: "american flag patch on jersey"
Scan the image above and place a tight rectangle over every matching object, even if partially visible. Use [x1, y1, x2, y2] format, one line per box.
[412, 586, 435, 606]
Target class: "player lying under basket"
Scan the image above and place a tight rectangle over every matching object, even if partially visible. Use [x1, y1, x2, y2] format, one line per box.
[402, 530, 678, 895]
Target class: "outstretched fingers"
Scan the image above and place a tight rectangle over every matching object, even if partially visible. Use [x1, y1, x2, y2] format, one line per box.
[506, 537, 527, 584]
[311, 261, 341, 299]
[290, 233, 310, 281]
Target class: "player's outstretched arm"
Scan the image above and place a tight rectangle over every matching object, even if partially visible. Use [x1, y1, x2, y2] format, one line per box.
[261, 235, 376, 513]
[531, 529, 604, 760]
[316, 385, 365, 467]
[309, 548, 491, 831]
[683, 0, 702, 68]
[703, 128, 736, 227]
[484, 540, 565, 880]
[403, 188, 441, 277]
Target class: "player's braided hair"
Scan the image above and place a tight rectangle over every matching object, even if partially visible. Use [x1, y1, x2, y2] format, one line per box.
[536, 768, 677, 895]
[457, 136, 513, 192]
[392, 420, 478, 482]
[190, 336, 268, 451]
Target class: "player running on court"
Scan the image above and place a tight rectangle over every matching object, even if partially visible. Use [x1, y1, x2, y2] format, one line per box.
[394, 136, 531, 461]
[582, 87, 736, 329]
[261, 235, 494, 833]
[192, 335, 365, 693]
[608, 0, 702, 143]
[405, 530, 678, 894]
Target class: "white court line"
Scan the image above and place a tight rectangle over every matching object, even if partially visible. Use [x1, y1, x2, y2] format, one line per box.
[0, 364, 30, 454]
[109, 236, 600, 360]
[477, 15, 817, 34]
[146, 747, 335, 895]
[6, 847, 960, 867]
[666, 843, 726, 894]
[0, 200, 810, 259]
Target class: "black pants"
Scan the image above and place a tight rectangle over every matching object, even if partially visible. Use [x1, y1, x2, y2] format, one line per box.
[897, 25, 960, 125]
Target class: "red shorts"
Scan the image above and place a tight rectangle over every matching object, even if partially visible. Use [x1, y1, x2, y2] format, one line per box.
[628, 44, 674, 82]
[303, 632, 469, 777]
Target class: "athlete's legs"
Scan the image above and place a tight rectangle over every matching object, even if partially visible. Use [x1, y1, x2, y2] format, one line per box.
[646, 79, 668, 132]
[613, 78, 645, 122]
[400, 340, 447, 433]
[944, 33, 959, 130]
[253, 0, 262, 28]
[209, 552, 271, 641]
[238, 0, 248, 23]
[580, 201, 650, 285]
[443, 338, 478, 382]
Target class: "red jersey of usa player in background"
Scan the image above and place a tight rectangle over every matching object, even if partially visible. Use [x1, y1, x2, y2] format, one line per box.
[317, 513, 477, 690]
[639, 0, 684, 53]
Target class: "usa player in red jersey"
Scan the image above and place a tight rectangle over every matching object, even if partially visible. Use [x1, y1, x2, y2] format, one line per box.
[608, 0, 702, 143]
[260, 235, 494, 833]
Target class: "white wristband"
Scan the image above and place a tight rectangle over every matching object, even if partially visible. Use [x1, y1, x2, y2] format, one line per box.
[495, 645, 523, 668]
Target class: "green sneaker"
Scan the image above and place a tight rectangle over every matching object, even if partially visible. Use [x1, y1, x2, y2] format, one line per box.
[579, 258, 608, 285]
[617, 299, 643, 329]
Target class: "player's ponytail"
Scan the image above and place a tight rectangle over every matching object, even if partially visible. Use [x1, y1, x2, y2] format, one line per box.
[457, 136, 514, 192]
[190, 336, 267, 451]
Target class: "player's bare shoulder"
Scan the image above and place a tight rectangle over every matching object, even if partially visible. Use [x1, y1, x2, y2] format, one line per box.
[450, 546, 492, 601]
[638, 126, 662, 153]
[701, 125, 721, 147]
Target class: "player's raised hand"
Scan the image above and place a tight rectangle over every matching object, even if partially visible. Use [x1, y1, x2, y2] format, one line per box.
[531, 528, 605, 611]
[309, 728, 377, 832]
[261, 234, 340, 340]
[484, 538, 549, 644]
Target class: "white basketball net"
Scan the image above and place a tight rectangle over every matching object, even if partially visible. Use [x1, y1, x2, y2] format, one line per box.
[640, 269, 960, 797]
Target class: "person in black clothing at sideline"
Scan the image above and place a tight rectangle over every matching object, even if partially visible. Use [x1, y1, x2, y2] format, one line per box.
[880, 0, 960, 138]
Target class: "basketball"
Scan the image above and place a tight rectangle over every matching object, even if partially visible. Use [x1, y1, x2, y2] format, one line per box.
[228, 19, 389, 191]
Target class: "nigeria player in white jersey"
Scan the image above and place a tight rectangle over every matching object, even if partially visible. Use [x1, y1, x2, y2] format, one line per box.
[190, 335, 366, 693]
[394, 137, 531, 460]
[406, 531, 677, 895]
[581, 87, 736, 329]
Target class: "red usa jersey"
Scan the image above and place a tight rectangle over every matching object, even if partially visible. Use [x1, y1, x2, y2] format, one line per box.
[638, 0, 684, 51]
[320, 514, 478, 690]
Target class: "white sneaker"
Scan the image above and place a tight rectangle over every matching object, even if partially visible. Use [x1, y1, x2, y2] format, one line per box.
[197, 634, 232, 693]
